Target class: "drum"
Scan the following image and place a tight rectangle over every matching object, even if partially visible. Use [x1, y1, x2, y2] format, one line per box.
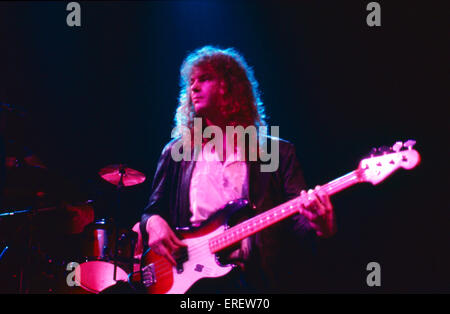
[75, 219, 137, 293]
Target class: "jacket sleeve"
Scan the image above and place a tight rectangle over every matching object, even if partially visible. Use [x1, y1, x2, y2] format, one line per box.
[279, 142, 316, 238]
[139, 141, 175, 243]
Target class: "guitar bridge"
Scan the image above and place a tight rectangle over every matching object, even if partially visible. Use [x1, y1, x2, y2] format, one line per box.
[141, 263, 156, 287]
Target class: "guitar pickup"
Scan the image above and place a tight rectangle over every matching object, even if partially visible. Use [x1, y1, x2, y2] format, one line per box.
[141, 263, 156, 288]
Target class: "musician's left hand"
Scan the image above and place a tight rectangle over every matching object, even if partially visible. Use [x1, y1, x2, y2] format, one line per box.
[300, 186, 337, 238]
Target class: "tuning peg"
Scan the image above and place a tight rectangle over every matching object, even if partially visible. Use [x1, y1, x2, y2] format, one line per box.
[369, 147, 378, 157]
[378, 146, 392, 154]
[392, 141, 403, 152]
[403, 139, 416, 150]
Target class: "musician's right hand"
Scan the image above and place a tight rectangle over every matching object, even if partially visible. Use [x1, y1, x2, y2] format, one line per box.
[145, 215, 187, 266]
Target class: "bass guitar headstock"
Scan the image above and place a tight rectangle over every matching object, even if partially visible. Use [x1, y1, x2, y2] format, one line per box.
[359, 140, 421, 185]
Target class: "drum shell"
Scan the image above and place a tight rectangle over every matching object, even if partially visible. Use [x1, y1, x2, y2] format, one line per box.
[82, 219, 116, 261]
[73, 220, 139, 293]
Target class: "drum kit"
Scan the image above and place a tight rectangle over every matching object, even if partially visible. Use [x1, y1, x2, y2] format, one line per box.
[0, 146, 147, 293]
[72, 164, 146, 294]
[0, 164, 145, 293]
[0, 102, 149, 293]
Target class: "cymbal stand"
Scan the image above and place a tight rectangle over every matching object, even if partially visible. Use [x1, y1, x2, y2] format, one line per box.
[113, 166, 125, 282]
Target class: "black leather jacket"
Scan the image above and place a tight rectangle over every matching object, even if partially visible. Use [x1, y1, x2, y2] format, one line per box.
[140, 137, 317, 291]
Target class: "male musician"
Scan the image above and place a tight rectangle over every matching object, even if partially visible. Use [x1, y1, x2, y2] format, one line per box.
[140, 46, 337, 293]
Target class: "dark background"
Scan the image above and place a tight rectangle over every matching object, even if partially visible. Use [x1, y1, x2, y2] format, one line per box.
[0, 1, 448, 293]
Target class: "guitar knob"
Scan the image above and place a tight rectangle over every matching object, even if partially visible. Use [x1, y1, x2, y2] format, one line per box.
[392, 141, 403, 152]
[403, 139, 416, 150]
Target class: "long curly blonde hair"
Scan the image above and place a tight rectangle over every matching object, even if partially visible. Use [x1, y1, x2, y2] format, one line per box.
[172, 46, 267, 146]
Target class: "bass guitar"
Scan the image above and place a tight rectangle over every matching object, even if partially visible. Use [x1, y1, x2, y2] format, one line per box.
[139, 140, 420, 294]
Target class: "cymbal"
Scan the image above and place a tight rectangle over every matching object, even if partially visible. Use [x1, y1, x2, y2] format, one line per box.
[98, 164, 146, 187]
